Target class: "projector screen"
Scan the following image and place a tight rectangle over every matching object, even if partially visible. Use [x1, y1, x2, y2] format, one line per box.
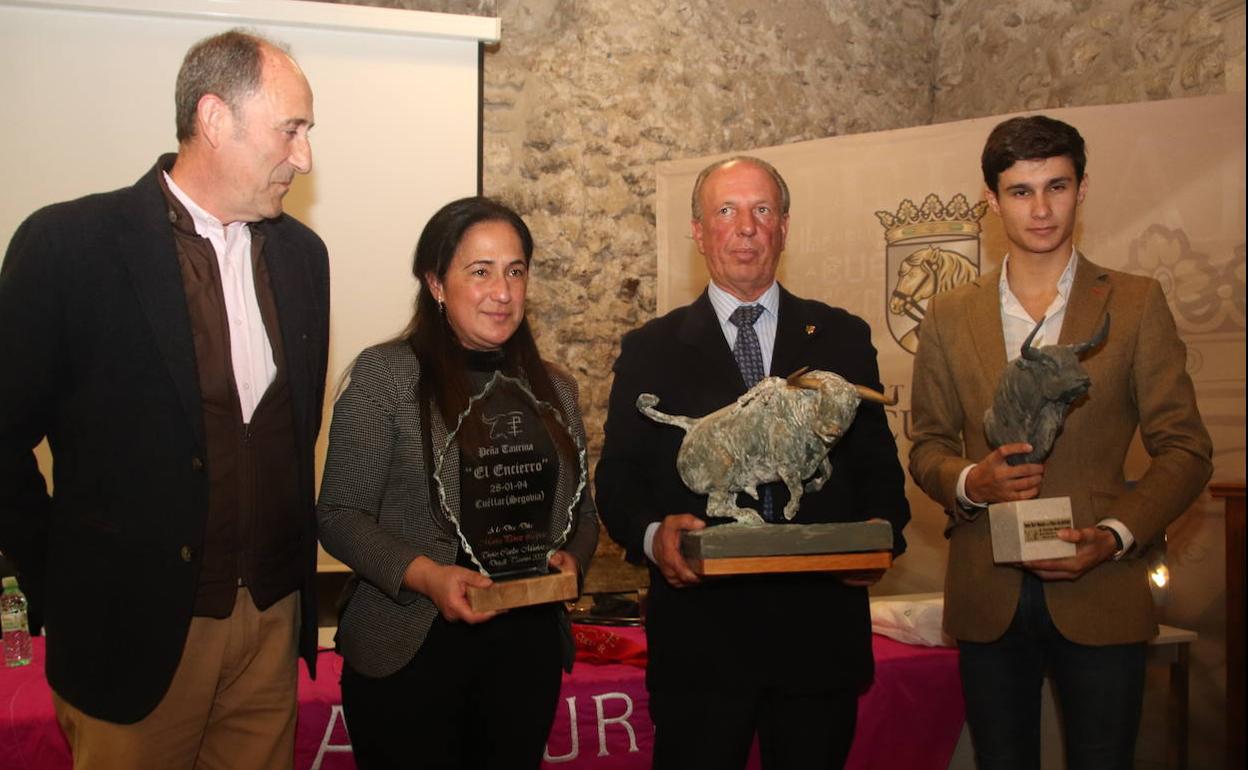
[0, 0, 499, 501]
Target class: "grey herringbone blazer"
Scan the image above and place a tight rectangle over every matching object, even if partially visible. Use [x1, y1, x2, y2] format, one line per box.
[317, 341, 598, 677]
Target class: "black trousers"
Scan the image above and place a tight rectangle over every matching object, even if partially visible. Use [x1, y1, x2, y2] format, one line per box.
[959, 572, 1147, 770]
[340, 604, 564, 770]
[649, 683, 859, 770]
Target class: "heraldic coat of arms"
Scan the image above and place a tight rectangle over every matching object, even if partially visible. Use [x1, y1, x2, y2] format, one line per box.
[877, 193, 986, 353]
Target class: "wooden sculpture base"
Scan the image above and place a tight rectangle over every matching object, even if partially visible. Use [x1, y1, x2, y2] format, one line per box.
[687, 550, 893, 576]
[466, 570, 578, 612]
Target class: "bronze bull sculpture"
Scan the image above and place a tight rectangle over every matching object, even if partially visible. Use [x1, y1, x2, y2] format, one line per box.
[984, 314, 1110, 466]
[636, 369, 894, 526]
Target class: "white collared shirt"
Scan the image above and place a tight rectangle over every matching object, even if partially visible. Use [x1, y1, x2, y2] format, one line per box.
[164, 172, 276, 423]
[998, 249, 1078, 362]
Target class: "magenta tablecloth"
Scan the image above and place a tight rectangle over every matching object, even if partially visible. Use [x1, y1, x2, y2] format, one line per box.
[1, 629, 963, 769]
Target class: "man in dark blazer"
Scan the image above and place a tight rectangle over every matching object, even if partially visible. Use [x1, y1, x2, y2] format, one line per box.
[596, 156, 910, 770]
[908, 116, 1211, 769]
[0, 30, 328, 770]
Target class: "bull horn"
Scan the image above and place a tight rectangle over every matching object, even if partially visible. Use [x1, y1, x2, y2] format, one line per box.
[1020, 317, 1045, 361]
[788, 367, 824, 391]
[786, 367, 811, 386]
[856, 385, 897, 406]
[1071, 313, 1110, 355]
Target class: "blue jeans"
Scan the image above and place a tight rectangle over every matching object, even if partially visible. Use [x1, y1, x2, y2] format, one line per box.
[958, 572, 1146, 770]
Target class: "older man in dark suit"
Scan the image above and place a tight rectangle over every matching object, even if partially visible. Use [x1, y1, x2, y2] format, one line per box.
[596, 156, 910, 770]
[0, 30, 328, 770]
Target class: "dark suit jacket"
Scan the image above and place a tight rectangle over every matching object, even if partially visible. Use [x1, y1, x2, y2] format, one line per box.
[595, 286, 910, 694]
[0, 157, 329, 722]
[909, 255, 1212, 645]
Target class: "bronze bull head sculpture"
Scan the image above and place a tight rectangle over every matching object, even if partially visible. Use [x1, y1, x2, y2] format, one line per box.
[983, 314, 1110, 466]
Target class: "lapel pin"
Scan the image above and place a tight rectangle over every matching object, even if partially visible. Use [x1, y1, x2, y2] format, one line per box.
[805, 325, 816, 335]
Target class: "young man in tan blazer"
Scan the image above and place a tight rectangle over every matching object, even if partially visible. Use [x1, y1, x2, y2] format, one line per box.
[908, 115, 1212, 770]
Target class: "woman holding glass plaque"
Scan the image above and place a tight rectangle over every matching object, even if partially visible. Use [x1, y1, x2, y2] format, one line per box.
[317, 197, 598, 769]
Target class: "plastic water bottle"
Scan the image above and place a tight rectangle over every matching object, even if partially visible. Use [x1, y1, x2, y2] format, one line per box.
[2, 576, 33, 667]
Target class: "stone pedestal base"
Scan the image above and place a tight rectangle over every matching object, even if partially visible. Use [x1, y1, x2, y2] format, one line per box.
[989, 497, 1077, 563]
[681, 519, 894, 576]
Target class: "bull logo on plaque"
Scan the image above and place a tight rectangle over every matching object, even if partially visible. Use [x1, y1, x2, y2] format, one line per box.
[433, 371, 587, 609]
[876, 193, 986, 354]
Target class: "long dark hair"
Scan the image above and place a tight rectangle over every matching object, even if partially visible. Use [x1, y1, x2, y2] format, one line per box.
[403, 196, 574, 458]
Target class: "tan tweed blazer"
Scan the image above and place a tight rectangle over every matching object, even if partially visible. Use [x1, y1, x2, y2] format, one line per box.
[909, 255, 1212, 645]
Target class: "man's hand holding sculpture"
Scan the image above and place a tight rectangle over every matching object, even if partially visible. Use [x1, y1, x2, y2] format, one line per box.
[978, 314, 1112, 576]
[965, 443, 1045, 504]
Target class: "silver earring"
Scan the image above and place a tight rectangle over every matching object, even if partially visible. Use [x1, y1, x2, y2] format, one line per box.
[437, 298, 446, 315]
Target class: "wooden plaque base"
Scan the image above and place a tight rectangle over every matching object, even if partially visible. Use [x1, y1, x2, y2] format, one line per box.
[466, 570, 578, 612]
[687, 549, 893, 577]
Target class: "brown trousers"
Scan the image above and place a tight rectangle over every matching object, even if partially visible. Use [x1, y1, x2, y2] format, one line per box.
[53, 588, 299, 770]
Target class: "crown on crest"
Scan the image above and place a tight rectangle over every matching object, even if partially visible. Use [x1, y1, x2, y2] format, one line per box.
[875, 193, 988, 244]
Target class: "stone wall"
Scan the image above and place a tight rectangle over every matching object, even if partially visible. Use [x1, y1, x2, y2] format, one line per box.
[318, 0, 940, 589]
[932, 0, 1237, 121]
[486, 0, 940, 460]
[317, 0, 1241, 461]
[318, 0, 939, 461]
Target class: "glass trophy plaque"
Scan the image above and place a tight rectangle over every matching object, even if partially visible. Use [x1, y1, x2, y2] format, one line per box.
[433, 371, 587, 609]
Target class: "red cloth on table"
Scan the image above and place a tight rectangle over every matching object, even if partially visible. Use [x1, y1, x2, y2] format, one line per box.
[573, 624, 647, 668]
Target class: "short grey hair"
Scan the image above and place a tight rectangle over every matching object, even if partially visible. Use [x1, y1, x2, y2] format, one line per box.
[690, 155, 791, 220]
[174, 29, 291, 143]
